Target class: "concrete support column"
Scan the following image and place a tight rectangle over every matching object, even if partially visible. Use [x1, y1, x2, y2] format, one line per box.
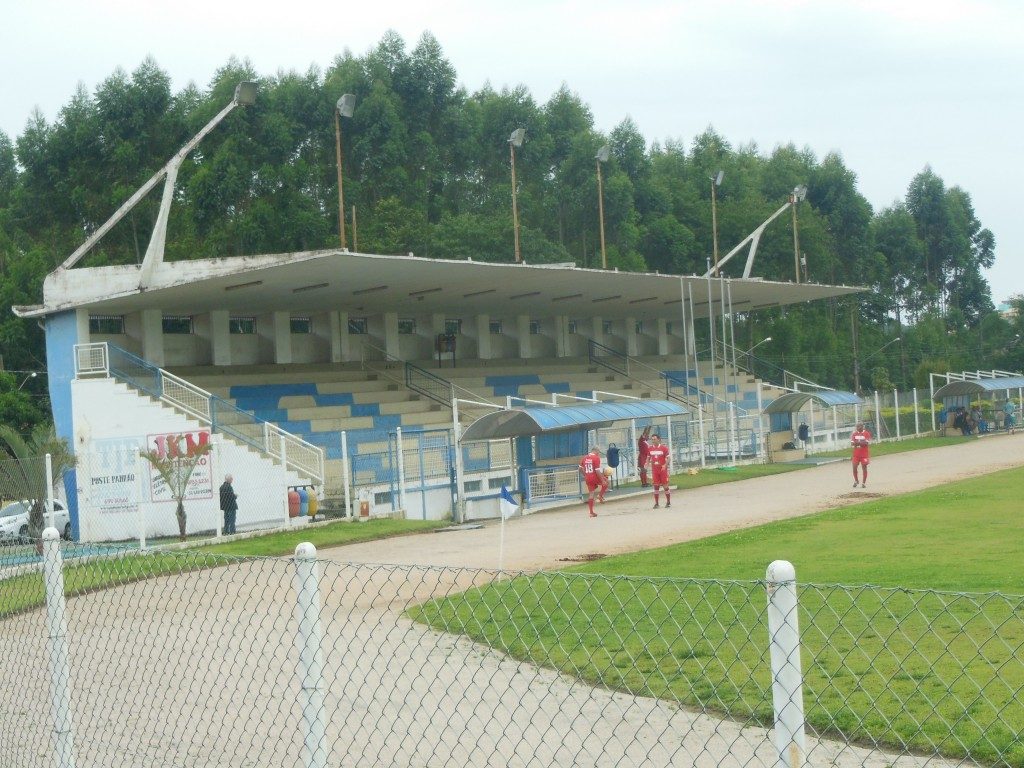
[554, 315, 570, 358]
[273, 311, 292, 364]
[592, 317, 605, 347]
[383, 312, 399, 359]
[625, 316, 639, 357]
[476, 315, 492, 360]
[75, 308, 90, 346]
[140, 309, 164, 368]
[657, 318, 670, 356]
[517, 315, 532, 359]
[329, 311, 344, 363]
[210, 310, 230, 366]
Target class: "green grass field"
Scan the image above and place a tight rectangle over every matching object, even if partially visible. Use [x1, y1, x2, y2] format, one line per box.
[415, 466, 1024, 765]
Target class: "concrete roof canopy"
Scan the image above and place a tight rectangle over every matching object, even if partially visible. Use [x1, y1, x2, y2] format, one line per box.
[15, 249, 866, 321]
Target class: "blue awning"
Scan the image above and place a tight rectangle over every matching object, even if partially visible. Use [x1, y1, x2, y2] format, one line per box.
[461, 400, 688, 441]
[933, 376, 1024, 399]
[763, 390, 862, 414]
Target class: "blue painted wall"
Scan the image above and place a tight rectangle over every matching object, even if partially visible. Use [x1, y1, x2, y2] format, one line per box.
[45, 311, 81, 539]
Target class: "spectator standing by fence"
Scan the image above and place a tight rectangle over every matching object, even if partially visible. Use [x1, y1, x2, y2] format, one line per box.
[220, 475, 238, 534]
[637, 426, 652, 487]
[1004, 399, 1017, 434]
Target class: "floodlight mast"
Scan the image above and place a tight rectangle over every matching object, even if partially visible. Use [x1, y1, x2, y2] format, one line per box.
[58, 81, 259, 286]
[702, 184, 808, 280]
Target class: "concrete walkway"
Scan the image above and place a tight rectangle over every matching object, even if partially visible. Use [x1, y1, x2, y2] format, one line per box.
[323, 433, 1024, 570]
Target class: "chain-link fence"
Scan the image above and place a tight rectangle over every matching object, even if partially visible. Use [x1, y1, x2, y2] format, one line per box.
[3, 542, 1021, 767]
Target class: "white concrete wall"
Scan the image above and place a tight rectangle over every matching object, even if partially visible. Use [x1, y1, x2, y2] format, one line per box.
[71, 378, 306, 542]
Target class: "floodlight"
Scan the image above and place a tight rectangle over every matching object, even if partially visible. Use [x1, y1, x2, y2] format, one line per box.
[509, 128, 526, 147]
[233, 81, 258, 106]
[714, 170, 724, 186]
[337, 93, 356, 118]
[596, 145, 610, 163]
[792, 184, 808, 202]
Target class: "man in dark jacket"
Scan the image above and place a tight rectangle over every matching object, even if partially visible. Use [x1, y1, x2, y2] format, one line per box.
[219, 475, 238, 535]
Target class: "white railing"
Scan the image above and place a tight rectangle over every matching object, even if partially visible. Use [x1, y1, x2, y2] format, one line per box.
[72, 342, 324, 485]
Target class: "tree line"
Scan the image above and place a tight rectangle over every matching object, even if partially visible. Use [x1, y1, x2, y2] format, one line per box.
[0, 30, 1014, 432]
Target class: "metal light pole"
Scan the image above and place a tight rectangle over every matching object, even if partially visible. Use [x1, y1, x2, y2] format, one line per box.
[744, 337, 772, 371]
[334, 94, 356, 250]
[17, 371, 38, 390]
[790, 185, 807, 283]
[596, 145, 610, 269]
[855, 337, 901, 396]
[710, 171, 723, 275]
[509, 128, 526, 263]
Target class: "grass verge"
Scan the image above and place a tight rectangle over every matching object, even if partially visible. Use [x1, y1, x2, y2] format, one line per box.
[0, 519, 446, 617]
[415, 466, 1024, 765]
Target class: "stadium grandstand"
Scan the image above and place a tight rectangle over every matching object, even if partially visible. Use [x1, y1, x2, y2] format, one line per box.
[10, 82, 867, 540]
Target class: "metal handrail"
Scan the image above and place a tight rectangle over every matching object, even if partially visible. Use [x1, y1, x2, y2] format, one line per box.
[73, 342, 324, 484]
[360, 341, 486, 414]
[588, 339, 746, 415]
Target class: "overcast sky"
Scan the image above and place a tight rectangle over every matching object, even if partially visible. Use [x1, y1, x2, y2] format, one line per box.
[2, 0, 1021, 300]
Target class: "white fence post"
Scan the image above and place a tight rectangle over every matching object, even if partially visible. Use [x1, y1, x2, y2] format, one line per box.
[894, 389, 901, 440]
[280, 434, 290, 526]
[628, 420, 639, 479]
[42, 528, 77, 768]
[341, 431, 352, 520]
[45, 452, 55, 530]
[874, 391, 882, 440]
[135, 449, 148, 549]
[831, 406, 838, 451]
[913, 388, 920, 436]
[293, 543, 327, 768]
[808, 400, 816, 455]
[766, 559, 806, 768]
[395, 427, 407, 515]
[727, 403, 736, 463]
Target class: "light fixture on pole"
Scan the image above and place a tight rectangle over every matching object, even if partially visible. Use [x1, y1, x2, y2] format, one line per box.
[743, 336, 771, 371]
[710, 170, 724, 275]
[17, 371, 38, 391]
[57, 81, 258, 289]
[596, 145, 610, 269]
[853, 336, 900, 396]
[790, 184, 807, 284]
[509, 128, 526, 263]
[335, 93, 356, 251]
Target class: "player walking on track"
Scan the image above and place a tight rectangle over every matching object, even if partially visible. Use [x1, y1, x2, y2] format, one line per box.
[637, 425, 652, 486]
[851, 421, 871, 488]
[579, 447, 606, 517]
[647, 433, 671, 508]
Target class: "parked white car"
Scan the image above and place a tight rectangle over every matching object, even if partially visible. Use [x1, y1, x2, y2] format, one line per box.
[0, 500, 70, 542]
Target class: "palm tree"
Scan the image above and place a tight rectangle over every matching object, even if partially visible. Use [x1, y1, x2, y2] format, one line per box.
[0, 423, 76, 549]
[142, 438, 213, 541]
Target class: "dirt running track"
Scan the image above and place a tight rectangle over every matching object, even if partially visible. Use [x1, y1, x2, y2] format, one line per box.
[324, 434, 1024, 571]
[2, 437, 1011, 767]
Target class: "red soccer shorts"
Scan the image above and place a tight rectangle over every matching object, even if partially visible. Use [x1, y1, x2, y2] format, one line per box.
[652, 467, 669, 486]
[584, 474, 603, 492]
[852, 454, 870, 466]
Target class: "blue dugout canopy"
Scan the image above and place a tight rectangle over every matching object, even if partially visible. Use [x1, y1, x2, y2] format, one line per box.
[763, 390, 862, 415]
[932, 376, 1024, 399]
[461, 400, 687, 441]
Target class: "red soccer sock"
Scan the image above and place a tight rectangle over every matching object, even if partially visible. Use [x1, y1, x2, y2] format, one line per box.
[862, 467, 868, 483]
[587, 498, 594, 514]
[853, 466, 859, 482]
[665, 492, 671, 504]
[654, 492, 659, 504]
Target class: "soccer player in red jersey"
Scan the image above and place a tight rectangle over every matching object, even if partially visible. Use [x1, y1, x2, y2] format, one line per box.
[579, 447, 605, 517]
[647, 433, 671, 508]
[637, 426, 652, 487]
[850, 422, 871, 488]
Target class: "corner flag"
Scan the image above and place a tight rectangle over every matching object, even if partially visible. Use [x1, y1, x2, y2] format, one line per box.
[499, 486, 518, 519]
